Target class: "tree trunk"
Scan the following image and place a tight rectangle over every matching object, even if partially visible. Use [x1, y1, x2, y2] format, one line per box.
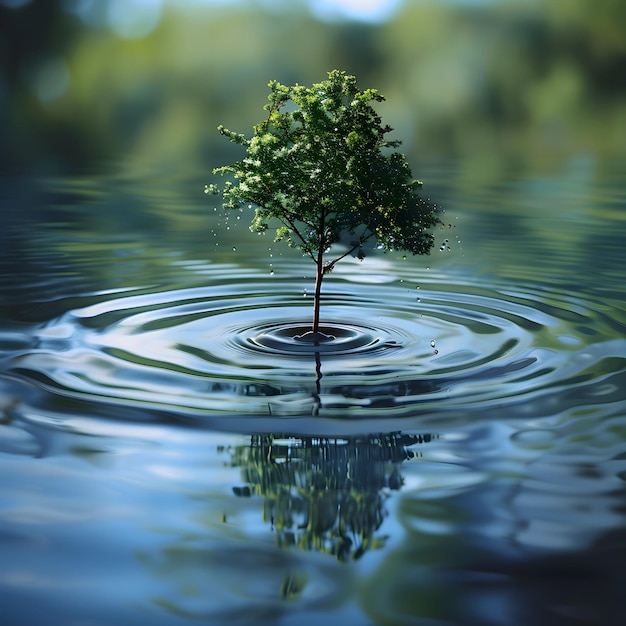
[312, 208, 326, 335]
[312, 251, 324, 334]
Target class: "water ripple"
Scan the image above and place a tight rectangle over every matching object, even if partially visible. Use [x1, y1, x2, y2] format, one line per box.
[2, 271, 624, 426]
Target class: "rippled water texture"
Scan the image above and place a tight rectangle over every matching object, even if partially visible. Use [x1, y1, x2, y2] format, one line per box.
[1, 158, 625, 625]
[4, 273, 624, 428]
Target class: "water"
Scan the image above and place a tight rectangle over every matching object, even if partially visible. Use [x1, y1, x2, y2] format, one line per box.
[1, 156, 625, 625]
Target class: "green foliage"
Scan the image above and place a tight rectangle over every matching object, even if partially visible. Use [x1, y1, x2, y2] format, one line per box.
[212, 70, 441, 269]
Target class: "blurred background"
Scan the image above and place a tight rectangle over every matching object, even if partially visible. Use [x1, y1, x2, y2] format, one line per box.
[1, 0, 625, 178]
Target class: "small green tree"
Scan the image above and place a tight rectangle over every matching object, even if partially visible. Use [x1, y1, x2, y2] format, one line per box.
[210, 70, 441, 339]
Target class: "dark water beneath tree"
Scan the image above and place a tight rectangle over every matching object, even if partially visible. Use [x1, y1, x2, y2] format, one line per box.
[1, 156, 625, 625]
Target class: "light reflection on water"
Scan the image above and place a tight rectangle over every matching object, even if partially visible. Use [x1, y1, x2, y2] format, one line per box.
[1, 160, 625, 625]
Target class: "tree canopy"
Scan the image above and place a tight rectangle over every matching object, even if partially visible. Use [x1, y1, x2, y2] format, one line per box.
[213, 70, 440, 261]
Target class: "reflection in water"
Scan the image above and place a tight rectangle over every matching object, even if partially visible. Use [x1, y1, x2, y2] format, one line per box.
[226, 431, 434, 561]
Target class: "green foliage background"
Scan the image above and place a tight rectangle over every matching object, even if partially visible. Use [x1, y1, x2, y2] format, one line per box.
[1, 0, 624, 175]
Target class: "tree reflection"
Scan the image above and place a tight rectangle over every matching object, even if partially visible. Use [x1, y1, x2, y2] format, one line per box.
[227, 431, 434, 561]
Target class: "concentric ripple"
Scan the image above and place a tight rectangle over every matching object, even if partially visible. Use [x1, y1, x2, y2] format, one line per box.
[250, 322, 386, 355]
[2, 267, 624, 425]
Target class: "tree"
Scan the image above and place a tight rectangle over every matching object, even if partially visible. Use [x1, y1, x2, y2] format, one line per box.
[209, 70, 441, 340]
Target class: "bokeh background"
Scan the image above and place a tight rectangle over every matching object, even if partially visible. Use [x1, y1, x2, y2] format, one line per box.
[2, 0, 625, 178]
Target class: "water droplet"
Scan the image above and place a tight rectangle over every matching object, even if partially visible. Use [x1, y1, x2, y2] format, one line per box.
[416, 298, 421, 303]
[430, 340, 436, 348]
[433, 349, 439, 355]
[303, 289, 308, 297]
[232, 247, 237, 252]
[270, 269, 274, 276]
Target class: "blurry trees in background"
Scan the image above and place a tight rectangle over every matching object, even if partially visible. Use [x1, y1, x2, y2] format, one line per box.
[0, 0, 624, 174]
[0, 0, 83, 167]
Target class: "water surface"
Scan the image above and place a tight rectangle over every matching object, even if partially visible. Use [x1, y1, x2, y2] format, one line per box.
[1, 156, 625, 625]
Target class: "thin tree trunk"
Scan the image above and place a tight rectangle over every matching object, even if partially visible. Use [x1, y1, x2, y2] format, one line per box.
[312, 250, 324, 334]
[312, 207, 326, 335]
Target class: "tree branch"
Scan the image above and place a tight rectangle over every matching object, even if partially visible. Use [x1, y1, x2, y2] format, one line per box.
[281, 215, 317, 263]
[325, 228, 374, 273]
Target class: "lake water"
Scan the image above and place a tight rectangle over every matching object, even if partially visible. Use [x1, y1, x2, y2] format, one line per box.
[1, 155, 625, 625]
